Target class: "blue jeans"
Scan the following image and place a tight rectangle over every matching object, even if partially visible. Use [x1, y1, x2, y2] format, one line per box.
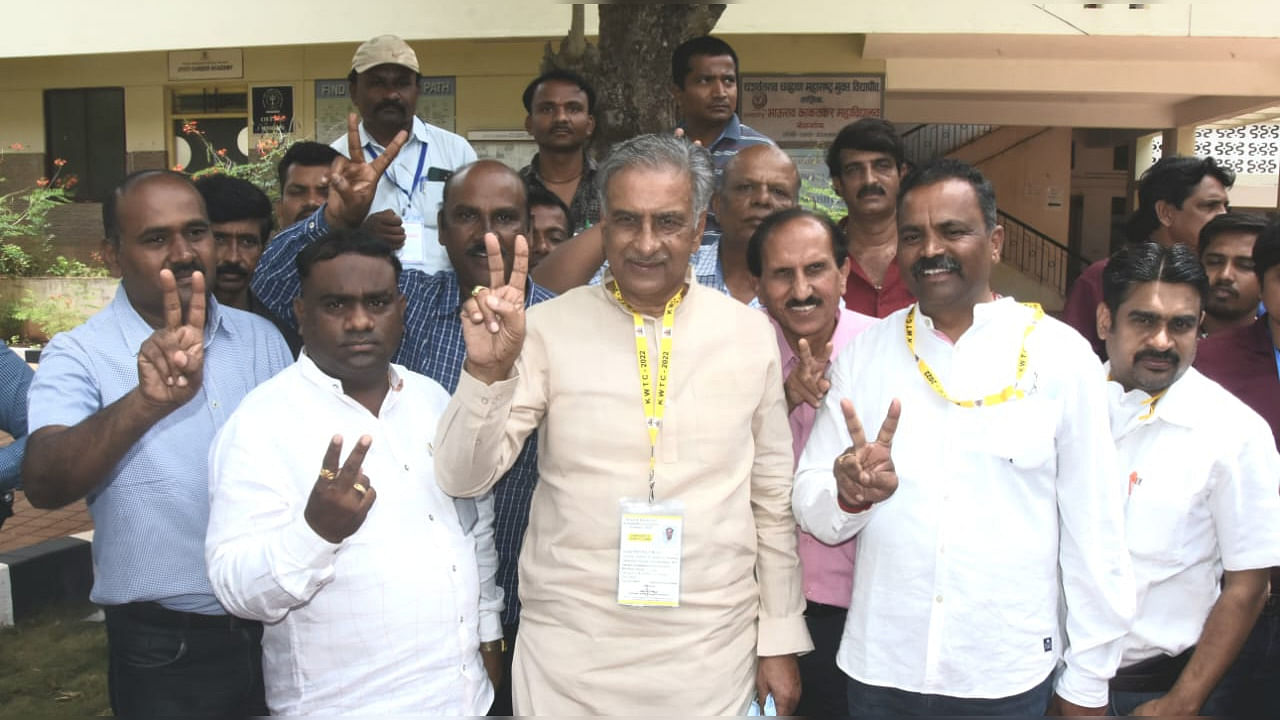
[847, 672, 1053, 717]
[1109, 685, 1232, 717]
[1218, 604, 1280, 716]
[104, 603, 267, 718]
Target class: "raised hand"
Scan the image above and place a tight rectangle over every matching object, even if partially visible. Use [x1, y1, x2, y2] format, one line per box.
[833, 398, 901, 510]
[783, 338, 833, 412]
[136, 269, 206, 410]
[460, 233, 528, 385]
[304, 434, 377, 544]
[324, 114, 409, 229]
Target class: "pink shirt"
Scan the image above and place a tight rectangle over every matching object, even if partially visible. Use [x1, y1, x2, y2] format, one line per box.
[773, 307, 879, 608]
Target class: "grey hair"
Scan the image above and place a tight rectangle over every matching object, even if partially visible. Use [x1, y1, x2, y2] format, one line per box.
[597, 133, 714, 219]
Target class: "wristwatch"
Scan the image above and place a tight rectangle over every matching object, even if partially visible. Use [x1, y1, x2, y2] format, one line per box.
[479, 639, 507, 653]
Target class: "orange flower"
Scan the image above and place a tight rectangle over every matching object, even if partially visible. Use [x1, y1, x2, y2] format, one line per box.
[8, 142, 23, 151]
[216, 148, 227, 157]
[35, 177, 49, 187]
[53, 157, 67, 167]
[64, 177, 79, 189]
[181, 121, 199, 135]
[172, 164, 185, 172]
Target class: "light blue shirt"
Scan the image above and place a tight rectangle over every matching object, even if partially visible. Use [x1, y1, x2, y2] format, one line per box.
[27, 285, 291, 614]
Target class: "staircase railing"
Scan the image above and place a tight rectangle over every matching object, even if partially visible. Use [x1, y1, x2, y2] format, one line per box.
[997, 210, 1092, 297]
[900, 123, 993, 166]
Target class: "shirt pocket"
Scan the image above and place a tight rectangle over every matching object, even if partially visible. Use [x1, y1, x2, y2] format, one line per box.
[962, 398, 1058, 474]
[422, 180, 445, 227]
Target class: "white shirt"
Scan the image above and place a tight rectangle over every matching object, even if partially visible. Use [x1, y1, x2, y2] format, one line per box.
[331, 116, 477, 275]
[1108, 365, 1280, 667]
[794, 298, 1136, 707]
[206, 354, 498, 716]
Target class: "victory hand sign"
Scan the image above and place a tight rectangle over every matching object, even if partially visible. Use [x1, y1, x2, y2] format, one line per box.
[461, 232, 529, 384]
[324, 114, 409, 229]
[833, 398, 901, 511]
[136, 269, 206, 411]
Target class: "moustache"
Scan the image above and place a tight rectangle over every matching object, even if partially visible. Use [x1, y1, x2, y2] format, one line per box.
[1134, 349, 1179, 367]
[216, 263, 248, 278]
[375, 100, 406, 114]
[910, 255, 963, 279]
[857, 184, 887, 199]
[1211, 281, 1238, 297]
[785, 296, 822, 310]
[169, 260, 205, 280]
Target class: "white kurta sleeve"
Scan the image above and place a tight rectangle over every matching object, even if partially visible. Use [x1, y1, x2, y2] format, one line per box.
[792, 347, 877, 545]
[473, 490, 506, 641]
[206, 413, 343, 622]
[1052, 351, 1137, 708]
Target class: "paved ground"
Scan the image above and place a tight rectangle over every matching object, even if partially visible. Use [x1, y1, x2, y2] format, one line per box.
[0, 493, 93, 554]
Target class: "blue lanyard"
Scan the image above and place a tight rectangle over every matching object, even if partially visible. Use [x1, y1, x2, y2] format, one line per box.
[365, 141, 429, 200]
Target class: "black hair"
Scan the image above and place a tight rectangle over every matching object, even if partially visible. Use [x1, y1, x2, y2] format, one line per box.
[521, 69, 597, 115]
[1124, 155, 1235, 243]
[103, 169, 199, 246]
[1196, 212, 1267, 258]
[277, 141, 340, 190]
[671, 35, 739, 88]
[526, 186, 570, 224]
[295, 227, 402, 286]
[1252, 219, 1280, 284]
[825, 118, 905, 178]
[897, 158, 997, 232]
[1102, 241, 1208, 314]
[747, 207, 848, 278]
[194, 174, 274, 241]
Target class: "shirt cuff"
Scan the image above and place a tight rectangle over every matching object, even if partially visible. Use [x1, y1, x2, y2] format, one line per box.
[479, 610, 503, 643]
[757, 614, 814, 657]
[274, 514, 342, 601]
[457, 366, 519, 412]
[1054, 663, 1110, 710]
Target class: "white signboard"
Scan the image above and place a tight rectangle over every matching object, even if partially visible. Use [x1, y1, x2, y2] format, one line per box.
[168, 49, 243, 81]
[740, 75, 884, 145]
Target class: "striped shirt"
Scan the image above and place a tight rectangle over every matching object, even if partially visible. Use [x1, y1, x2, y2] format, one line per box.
[0, 341, 33, 492]
[253, 210, 555, 626]
[27, 287, 292, 613]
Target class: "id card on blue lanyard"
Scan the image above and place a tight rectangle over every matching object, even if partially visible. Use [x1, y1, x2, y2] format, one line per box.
[367, 141, 430, 268]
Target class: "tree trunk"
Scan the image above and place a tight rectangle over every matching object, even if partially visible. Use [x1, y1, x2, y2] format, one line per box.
[540, 4, 727, 157]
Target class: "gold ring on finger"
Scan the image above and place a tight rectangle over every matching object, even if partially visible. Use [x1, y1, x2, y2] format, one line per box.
[470, 285, 485, 297]
[318, 469, 337, 481]
[352, 483, 368, 496]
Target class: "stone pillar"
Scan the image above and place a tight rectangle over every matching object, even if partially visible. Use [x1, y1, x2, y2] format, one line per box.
[1161, 126, 1198, 157]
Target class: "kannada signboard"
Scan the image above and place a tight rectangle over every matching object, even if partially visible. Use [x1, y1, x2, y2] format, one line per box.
[315, 77, 456, 143]
[168, 49, 243, 81]
[740, 75, 884, 145]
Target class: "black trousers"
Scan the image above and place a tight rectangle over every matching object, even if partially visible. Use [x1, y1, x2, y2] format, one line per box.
[795, 602, 850, 716]
[103, 602, 267, 719]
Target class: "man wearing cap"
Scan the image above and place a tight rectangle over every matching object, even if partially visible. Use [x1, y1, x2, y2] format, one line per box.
[336, 34, 477, 275]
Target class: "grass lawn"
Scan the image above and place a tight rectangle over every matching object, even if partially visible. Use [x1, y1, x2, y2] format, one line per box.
[0, 604, 110, 717]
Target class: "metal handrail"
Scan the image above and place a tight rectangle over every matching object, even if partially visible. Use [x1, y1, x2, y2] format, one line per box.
[996, 210, 1092, 296]
[900, 123, 994, 166]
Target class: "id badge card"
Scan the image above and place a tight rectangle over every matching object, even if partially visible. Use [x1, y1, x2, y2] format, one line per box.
[399, 216, 427, 271]
[617, 498, 684, 607]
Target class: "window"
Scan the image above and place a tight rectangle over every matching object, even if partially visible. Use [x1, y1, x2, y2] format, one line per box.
[170, 86, 249, 174]
[43, 88, 126, 202]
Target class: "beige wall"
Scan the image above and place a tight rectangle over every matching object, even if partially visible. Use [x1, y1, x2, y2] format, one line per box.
[949, 126, 1073, 244]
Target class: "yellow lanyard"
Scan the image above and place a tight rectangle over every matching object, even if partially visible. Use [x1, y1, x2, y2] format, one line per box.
[612, 283, 684, 503]
[905, 302, 1045, 408]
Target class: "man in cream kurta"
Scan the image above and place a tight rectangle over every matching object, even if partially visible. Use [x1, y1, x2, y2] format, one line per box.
[435, 133, 811, 715]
